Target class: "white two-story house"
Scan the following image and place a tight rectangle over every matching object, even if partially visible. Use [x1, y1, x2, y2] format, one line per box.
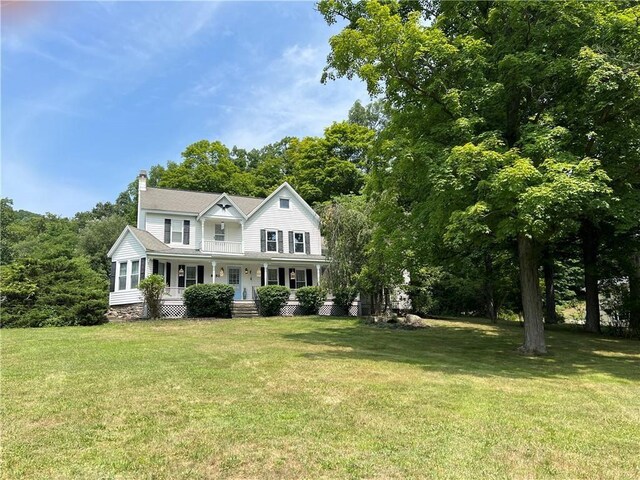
[107, 171, 328, 315]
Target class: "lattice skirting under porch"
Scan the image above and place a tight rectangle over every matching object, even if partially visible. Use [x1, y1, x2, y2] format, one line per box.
[144, 300, 360, 318]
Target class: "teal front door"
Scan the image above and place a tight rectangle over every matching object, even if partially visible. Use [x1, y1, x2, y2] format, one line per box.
[228, 267, 241, 300]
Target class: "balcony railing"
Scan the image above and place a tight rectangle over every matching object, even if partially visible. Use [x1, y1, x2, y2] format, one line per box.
[202, 240, 243, 254]
[164, 287, 185, 299]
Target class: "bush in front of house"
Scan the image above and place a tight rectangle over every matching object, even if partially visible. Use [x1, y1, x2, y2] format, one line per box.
[138, 274, 167, 319]
[256, 285, 290, 316]
[183, 283, 235, 318]
[333, 286, 358, 315]
[296, 286, 326, 315]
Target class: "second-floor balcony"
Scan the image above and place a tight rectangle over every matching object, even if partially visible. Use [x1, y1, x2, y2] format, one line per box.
[201, 239, 243, 254]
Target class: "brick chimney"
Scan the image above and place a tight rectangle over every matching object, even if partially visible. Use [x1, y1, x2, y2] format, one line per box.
[138, 170, 147, 192]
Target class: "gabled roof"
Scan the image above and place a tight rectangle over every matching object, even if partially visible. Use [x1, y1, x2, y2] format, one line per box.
[246, 182, 319, 221]
[107, 225, 169, 257]
[140, 187, 263, 216]
[196, 192, 247, 221]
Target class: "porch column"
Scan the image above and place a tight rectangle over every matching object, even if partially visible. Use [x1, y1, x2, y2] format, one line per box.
[211, 260, 216, 284]
[316, 264, 322, 286]
[263, 262, 268, 286]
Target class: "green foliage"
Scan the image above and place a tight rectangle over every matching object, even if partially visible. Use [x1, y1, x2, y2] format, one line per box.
[77, 215, 129, 277]
[138, 275, 166, 319]
[295, 286, 326, 315]
[0, 257, 108, 328]
[183, 284, 235, 318]
[332, 286, 358, 314]
[257, 285, 290, 316]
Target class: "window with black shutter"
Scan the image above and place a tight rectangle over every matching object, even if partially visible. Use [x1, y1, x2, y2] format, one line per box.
[109, 262, 116, 292]
[304, 232, 311, 255]
[306, 269, 313, 287]
[164, 219, 171, 243]
[278, 267, 285, 286]
[289, 268, 296, 289]
[178, 264, 185, 288]
[183, 220, 190, 245]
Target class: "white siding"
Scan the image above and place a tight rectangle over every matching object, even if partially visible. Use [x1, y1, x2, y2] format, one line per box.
[244, 188, 321, 254]
[203, 220, 242, 244]
[145, 213, 199, 249]
[110, 231, 147, 306]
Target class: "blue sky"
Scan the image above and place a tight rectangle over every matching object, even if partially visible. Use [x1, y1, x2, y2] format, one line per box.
[1, 1, 367, 217]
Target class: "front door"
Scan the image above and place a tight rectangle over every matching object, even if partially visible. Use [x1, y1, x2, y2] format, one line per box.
[228, 267, 242, 300]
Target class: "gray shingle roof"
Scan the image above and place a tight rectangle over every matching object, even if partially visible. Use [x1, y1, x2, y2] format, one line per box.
[140, 187, 264, 216]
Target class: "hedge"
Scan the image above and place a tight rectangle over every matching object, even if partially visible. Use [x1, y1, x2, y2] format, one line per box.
[296, 286, 326, 315]
[257, 285, 290, 316]
[183, 283, 235, 318]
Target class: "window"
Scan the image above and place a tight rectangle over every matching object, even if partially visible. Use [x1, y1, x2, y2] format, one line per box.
[215, 223, 225, 241]
[294, 232, 305, 253]
[266, 230, 277, 252]
[130, 260, 140, 289]
[158, 262, 165, 278]
[267, 268, 279, 285]
[118, 262, 127, 290]
[279, 198, 290, 209]
[296, 269, 306, 289]
[186, 266, 197, 287]
[185, 266, 197, 287]
[171, 221, 182, 243]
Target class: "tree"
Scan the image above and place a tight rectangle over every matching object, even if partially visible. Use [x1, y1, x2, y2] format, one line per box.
[138, 275, 166, 319]
[1, 198, 17, 265]
[77, 215, 129, 277]
[319, 0, 634, 352]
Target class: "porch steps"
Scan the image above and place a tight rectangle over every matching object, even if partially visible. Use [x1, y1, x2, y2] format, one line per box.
[232, 301, 259, 318]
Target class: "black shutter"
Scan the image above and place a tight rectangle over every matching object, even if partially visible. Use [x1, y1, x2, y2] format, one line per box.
[178, 264, 185, 288]
[183, 220, 190, 245]
[288, 231, 294, 253]
[278, 268, 285, 286]
[109, 262, 116, 292]
[260, 267, 265, 286]
[153, 259, 159, 274]
[166, 262, 171, 287]
[260, 229, 266, 252]
[164, 219, 171, 243]
[289, 268, 296, 289]
[306, 269, 313, 287]
[305, 232, 311, 255]
[197, 265, 204, 284]
[140, 258, 146, 280]
[277, 230, 284, 253]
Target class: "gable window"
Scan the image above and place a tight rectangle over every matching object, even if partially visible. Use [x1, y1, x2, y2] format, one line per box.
[294, 232, 305, 253]
[215, 223, 225, 241]
[279, 198, 290, 209]
[171, 221, 183, 243]
[266, 230, 277, 252]
[267, 268, 279, 286]
[295, 269, 306, 289]
[130, 260, 140, 289]
[186, 266, 197, 287]
[118, 262, 127, 290]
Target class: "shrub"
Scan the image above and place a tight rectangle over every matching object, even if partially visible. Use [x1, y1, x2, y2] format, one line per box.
[183, 283, 234, 318]
[138, 275, 166, 319]
[296, 286, 326, 315]
[0, 257, 108, 328]
[257, 285, 290, 316]
[333, 286, 358, 314]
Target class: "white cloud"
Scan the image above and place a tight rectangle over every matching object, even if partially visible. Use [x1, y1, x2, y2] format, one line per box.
[217, 43, 368, 149]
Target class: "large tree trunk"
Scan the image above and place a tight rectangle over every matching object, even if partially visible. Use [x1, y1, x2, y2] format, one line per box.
[542, 249, 557, 324]
[629, 250, 640, 336]
[517, 234, 547, 355]
[581, 221, 601, 333]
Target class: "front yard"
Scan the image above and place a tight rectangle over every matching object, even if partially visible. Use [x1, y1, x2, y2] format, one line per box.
[1, 317, 639, 479]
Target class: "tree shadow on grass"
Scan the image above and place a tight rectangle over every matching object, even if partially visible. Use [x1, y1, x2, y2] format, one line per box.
[282, 317, 640, 382]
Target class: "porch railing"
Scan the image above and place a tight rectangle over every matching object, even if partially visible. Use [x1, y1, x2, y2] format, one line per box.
[202, 240, 243, 254]
[163, 287, 185, 299]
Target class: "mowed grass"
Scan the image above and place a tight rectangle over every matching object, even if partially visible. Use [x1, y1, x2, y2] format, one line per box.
[1, 317, 639, 479]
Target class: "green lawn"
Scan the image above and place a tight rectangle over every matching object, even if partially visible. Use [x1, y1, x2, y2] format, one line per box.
[1, 317, 639, 479]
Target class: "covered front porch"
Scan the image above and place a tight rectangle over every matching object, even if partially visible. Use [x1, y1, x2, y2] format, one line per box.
[150, 255, 325, 302]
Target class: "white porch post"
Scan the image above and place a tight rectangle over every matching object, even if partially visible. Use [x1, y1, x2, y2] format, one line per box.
[211, 260, 216, 284]
[316, 264, 321, 286]
[263, 263, 268, 286]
